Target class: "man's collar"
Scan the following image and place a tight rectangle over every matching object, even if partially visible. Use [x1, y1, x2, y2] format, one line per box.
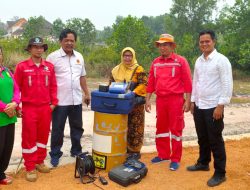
[28, 58, 45, 66]
[201, 49, 217, 60]
[60, 47, 75, 57]
[159, 52, 175, 60]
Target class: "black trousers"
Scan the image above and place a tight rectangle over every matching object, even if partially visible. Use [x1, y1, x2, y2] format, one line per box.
[193, 105, 226, 177]
[50, 105, 83, 158]
[0, 123, 15, 180]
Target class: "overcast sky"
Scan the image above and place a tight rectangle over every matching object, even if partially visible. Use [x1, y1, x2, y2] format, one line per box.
[0, 0, 235, 30]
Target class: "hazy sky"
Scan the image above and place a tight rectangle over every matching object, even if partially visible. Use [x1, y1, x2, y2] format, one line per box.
[1, 0, 235, 30]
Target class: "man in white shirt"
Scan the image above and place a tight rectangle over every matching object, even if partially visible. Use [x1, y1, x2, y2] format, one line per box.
[46, 29, 90, 167]
[186, 30, 233, 187]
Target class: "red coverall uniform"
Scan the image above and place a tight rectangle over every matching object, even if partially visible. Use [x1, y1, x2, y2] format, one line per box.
[14, 58, 58, 171]
[147, 53, 192, 162]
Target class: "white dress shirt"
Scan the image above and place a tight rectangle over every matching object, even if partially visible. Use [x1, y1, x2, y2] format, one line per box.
[191, 49, 233, 109]
[47, 48, 86, 106]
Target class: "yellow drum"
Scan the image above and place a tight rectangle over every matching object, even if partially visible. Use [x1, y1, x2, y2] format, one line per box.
[92, 112, 128, 171]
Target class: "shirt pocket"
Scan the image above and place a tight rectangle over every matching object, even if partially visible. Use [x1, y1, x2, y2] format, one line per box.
[24, 72, 36, 87]
[41, 72, 51, 87]
[171, 65, 181, 77]
[155, 65, 181, 78]
[72, 64, 83, 77]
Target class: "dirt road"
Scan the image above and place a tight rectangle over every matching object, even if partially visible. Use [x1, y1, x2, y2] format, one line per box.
[3, 104, 250, 190]
[3, 138, 250, 190]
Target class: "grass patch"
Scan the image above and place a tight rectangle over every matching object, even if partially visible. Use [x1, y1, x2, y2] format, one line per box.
[232, 80, 250, 103]
[87, 77, 109, 91]
[233, 80, 250, 95]
[87, 78, 250, 104]
[231, 97, 250, 104]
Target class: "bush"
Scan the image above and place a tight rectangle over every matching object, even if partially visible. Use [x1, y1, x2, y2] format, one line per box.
[4, 52, 29, 72]
[85, 46, 118, 77]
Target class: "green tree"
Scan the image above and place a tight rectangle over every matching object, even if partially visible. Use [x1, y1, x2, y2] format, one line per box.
[66, 18, 96, 46]
[0, 38, 28, 71]
[0, 29, 5, 37]
[216, 0, 250, 69]
[170, 0, 217, 38]
[114, 16, 124, 25]
[51, 18, 65, 39]
[22, 16, 52, 39]
[176, 34, 197, 67]
[141, 14, 167, 35]
[167, 0, 218, 63]
[0, 20, 7, 37]
[86, 46, 118, 77]
[96, 26, 113, 43]
[239, 40, 250, 70]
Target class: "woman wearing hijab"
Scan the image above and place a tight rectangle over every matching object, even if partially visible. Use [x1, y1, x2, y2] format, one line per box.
[110, 47, 147, 159]
[0, 46, 20, 185]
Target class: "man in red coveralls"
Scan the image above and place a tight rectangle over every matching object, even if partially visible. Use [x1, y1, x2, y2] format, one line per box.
[14, 37, 58, 182]
[145, 34, 192, 171]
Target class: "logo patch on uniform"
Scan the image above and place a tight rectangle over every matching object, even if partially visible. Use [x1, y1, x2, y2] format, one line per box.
[76, 59, 80, 64]
[44, 66, 49, 71]
[24, 69, 34, 72]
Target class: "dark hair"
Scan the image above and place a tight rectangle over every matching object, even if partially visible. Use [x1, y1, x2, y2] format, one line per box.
[59, 28, 77, 42]
[199, 30, 216, 40]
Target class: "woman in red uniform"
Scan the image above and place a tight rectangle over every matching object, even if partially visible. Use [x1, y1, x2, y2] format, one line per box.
[14, 37, 58, 182]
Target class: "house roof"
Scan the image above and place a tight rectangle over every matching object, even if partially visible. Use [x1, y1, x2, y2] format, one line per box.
[7, 21, 16, 28]
[5, 17, 53, 38]
[7, 18, 27, 29]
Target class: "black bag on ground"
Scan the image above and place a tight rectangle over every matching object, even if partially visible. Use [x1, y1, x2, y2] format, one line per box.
[108, 159, 148, 187]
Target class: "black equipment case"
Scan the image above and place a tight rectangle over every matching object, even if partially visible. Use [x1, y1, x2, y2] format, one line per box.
[108, 159, 148, 187]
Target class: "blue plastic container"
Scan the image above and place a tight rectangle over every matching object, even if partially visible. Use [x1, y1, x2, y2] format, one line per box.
[91, 90, 135, 114]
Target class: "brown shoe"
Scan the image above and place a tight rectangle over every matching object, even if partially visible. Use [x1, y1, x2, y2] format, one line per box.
[36, 164, 50, 173]
[26, 170, 37, 182]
